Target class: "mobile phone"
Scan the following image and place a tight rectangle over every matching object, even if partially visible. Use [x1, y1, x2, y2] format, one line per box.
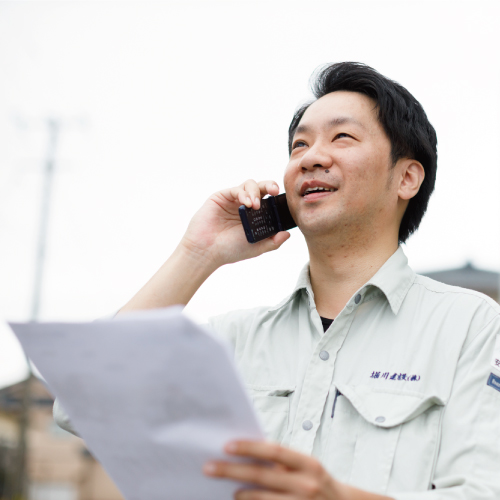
[239, 193, 297, 243]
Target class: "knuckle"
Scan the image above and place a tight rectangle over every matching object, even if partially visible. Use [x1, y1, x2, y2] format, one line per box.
[248, 466, 264, 483]
[301, 478, 321, 497]
[213, 463, 225, 476]
[309, 458, 323, 475]
[268, 442, 283, 462]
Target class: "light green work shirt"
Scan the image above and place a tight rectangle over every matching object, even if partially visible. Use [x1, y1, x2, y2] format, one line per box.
[208, 247, 500, 499]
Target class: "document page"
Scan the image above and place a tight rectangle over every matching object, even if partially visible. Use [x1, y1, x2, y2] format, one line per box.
[10, 308, 264, 500]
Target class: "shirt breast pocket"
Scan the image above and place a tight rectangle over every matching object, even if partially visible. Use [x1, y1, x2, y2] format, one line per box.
[325, 383, 445, 495]
[246, 386, 295, 444]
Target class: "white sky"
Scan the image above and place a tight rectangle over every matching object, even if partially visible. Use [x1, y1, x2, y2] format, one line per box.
[1, 0, 499, 388]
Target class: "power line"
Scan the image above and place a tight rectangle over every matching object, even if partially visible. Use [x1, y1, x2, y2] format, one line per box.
[11, 118, 60, 500]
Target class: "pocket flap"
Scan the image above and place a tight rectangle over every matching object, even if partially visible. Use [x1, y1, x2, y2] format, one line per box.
[246, 385, 295, 413]
[246, 385, 295, 397]
[335, 383, 445, 428]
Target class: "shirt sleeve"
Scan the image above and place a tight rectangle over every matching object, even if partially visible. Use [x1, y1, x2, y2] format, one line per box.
[393, 316, 500, 500]
[207, 307, 265, 350]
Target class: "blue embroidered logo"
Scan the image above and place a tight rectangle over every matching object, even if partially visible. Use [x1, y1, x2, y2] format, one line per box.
[370, 371, 420, 381]
[487, 373, 500, 393]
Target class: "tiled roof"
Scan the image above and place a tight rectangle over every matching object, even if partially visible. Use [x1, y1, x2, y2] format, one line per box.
[422, 262, 499, 296]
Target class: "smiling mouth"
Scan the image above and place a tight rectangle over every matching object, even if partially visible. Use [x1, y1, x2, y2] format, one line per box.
[302, 186, 338, 200]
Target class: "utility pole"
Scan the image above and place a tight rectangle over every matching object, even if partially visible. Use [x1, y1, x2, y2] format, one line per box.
[11, 118, 60, 500]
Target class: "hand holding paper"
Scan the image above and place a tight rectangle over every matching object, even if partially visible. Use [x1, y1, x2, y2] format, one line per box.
[10, 308, 264, 500]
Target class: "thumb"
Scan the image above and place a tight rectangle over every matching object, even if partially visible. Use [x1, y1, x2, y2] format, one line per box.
[258, 231, 291, 254]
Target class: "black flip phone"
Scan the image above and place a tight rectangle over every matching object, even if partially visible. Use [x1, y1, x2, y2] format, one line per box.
[239, 193, 297, 243]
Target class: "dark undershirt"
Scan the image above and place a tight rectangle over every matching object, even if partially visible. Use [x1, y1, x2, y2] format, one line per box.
[320, 317, 334, 332]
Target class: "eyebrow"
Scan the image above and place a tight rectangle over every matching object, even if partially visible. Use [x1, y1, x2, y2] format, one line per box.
[295, 116, 366, 135]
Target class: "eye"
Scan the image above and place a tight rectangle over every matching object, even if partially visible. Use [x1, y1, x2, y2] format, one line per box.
[292, 140, 308, 150]
[334, 133, 351, 140]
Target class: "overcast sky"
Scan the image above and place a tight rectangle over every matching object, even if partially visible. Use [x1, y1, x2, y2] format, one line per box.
[1, 0, 499, 388]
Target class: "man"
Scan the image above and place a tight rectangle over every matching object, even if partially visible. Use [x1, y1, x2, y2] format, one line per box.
[56, 62, 500, 499]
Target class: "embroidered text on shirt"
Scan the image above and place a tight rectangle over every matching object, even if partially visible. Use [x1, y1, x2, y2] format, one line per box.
[487, 372, 500, 393]
[491, 335, 500, 372]
[370, 371, 421, 381]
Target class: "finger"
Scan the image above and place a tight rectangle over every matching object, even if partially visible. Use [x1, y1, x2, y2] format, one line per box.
[257, 180, 280, 198]
[242, 180, 280, 210]
[254, 231, 290, 255]
[253, 180, 280, 210]
[228, 185, 253, 208]
[228, 180, 262, 209]
[235, 488, 294, 500]
[243, 179, 263, 210]
[224, 441, 318, 473]
[204, 461, 304, 493]
[227, 180, 280, 210]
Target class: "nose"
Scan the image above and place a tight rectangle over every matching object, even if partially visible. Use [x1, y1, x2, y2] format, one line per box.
[298, 142, 333, 172]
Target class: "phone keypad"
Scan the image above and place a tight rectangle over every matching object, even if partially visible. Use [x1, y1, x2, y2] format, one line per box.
[246, 199, 278, 241]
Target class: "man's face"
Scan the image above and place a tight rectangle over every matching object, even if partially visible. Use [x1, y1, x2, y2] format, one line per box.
[284, 91, 398, 239]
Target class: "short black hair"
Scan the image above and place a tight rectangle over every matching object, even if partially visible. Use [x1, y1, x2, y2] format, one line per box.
[288, 62, 437, 243]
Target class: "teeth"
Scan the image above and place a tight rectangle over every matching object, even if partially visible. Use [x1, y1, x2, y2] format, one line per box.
[304, 186, 334, 195]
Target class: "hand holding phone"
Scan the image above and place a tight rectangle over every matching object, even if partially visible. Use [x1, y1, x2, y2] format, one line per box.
[178, 179, 290, 270]
[121, 180, 291, 314]
[239, 193, 297, 243]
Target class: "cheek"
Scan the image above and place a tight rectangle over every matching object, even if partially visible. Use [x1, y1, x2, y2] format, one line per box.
[347, 152, 388, 187]
[283, 163, 294, 191]
[342, 165, 386, 209]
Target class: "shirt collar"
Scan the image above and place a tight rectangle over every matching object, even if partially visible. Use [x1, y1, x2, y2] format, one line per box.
[268, 246, 415, 315]
[267, 263, 312, 312]
[364, 246, 415, 315]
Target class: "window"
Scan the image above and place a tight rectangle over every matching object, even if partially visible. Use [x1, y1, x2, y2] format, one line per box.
[30, 482, 77, 500]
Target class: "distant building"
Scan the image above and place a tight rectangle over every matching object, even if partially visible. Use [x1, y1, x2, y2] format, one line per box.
[422, 262, 500, 302]
[0, 377, 123, 500]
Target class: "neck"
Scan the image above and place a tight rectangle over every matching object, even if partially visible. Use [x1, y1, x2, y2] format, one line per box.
[306, 231, 399, 319]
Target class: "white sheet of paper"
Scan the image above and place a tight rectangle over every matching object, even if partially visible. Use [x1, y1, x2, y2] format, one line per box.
[9, 308, 264, 500]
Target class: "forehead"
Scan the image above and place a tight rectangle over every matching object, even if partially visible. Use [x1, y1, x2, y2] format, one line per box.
[298, 91, 380, 132]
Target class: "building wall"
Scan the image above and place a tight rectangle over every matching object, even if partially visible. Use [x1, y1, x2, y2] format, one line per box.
[0, 379, 123, 500]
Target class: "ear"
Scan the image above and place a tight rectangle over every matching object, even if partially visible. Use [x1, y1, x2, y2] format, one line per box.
[397, 159, 425, 201]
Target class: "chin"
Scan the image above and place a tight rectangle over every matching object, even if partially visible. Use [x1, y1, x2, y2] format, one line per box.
[297, 214, 339, 238]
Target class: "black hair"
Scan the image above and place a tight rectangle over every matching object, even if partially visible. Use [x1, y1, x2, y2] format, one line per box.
[288, 62, 437, 243]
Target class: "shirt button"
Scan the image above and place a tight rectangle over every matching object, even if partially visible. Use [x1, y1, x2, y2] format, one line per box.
[355, 294, 362, 304]
[375, 416, 386, 423]
[319, 350, 330, 361]
[302, 420, 313, 431]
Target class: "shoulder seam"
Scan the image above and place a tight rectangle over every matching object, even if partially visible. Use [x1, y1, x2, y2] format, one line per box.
[412, 279, 500, 310]
[463, 312, 500, 352]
